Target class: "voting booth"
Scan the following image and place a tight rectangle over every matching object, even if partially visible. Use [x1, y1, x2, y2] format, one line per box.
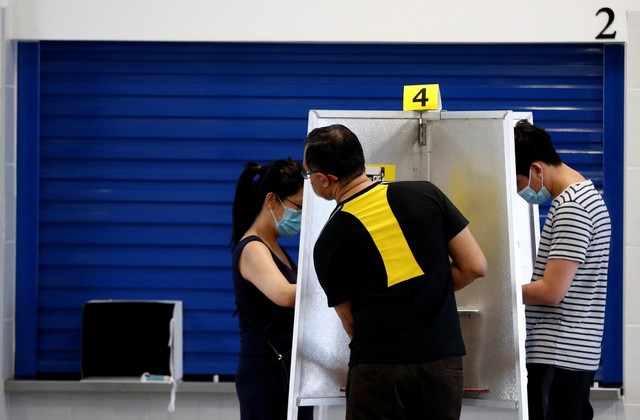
[287, 110, 538, 420]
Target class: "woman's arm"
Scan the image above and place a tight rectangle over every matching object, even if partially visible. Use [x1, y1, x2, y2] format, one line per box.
[238, 241, 297, 307]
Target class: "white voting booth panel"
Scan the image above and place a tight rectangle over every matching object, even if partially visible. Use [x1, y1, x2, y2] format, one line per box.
[288, 110, 538, 420]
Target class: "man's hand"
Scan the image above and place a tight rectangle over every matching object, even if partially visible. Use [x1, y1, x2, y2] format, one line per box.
[334, 301, 354, 339]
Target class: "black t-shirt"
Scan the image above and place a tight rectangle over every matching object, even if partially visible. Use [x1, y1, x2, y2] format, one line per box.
[314, 181, 468, 366]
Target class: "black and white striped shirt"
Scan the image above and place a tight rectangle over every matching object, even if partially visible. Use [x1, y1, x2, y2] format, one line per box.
[525, 180, 611, 371]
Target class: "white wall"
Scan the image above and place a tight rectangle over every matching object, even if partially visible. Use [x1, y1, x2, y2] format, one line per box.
[624, 9, 640, 408]
[6, 0, 640, 43]
[2, 2, 639, 420]
[1, 1, 16, 420]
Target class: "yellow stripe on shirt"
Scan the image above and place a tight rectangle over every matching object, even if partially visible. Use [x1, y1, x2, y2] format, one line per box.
[341, 184, 425, 287]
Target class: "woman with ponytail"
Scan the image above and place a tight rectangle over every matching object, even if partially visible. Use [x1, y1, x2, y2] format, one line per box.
[231, 159, 312, 420]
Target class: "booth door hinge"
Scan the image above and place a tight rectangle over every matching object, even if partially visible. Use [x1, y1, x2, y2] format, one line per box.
[419, 119, 427, 146]
[418, 114, 431, 150]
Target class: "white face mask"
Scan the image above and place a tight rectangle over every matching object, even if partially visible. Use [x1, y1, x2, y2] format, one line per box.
[270, 197, 302, 237]
[518, 167, 552, 205]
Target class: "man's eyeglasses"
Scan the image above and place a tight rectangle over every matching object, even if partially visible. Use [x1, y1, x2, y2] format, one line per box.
[300, 169, 319, 180]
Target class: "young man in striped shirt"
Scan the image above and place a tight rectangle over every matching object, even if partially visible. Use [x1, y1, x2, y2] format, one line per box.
[514, 120, 611, 420]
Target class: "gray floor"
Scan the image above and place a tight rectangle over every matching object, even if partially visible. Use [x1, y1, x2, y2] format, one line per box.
[320, 399, 640, 420]
[5, 380, 638, 420]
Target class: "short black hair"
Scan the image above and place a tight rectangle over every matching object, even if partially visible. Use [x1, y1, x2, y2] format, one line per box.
[303, 124, 365, 184]
[514, 120, 563, 176]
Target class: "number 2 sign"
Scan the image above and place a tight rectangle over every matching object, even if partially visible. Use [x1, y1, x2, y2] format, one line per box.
[596, 7, 616, 39]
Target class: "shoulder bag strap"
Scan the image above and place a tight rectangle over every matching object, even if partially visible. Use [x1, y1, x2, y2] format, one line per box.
[235, 305, 284, 361]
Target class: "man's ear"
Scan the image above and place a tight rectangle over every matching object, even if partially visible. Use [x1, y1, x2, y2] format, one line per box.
[319, 173, 337, 187]
[530, 162, 544, 177]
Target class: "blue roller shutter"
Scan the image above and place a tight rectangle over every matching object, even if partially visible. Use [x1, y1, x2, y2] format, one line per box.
[16, 41, 623, 383]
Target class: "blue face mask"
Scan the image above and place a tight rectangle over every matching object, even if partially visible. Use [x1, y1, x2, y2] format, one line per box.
[518, 168, 552, 205]
[271, 197, 302, 237]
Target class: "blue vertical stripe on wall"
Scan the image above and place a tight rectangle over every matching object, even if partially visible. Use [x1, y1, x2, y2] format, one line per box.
[599, 44, 624, 384]
[16, 42, 41, 378]
[16, 41, 623, 383]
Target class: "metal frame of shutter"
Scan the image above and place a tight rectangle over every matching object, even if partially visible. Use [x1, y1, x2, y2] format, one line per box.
[16, 41, 624, 383]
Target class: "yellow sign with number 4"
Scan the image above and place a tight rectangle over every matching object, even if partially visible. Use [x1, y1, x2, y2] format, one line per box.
[403, 84, 441, 111]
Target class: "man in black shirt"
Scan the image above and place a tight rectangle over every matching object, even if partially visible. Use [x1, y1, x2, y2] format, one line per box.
[302, 124, 487, 419]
